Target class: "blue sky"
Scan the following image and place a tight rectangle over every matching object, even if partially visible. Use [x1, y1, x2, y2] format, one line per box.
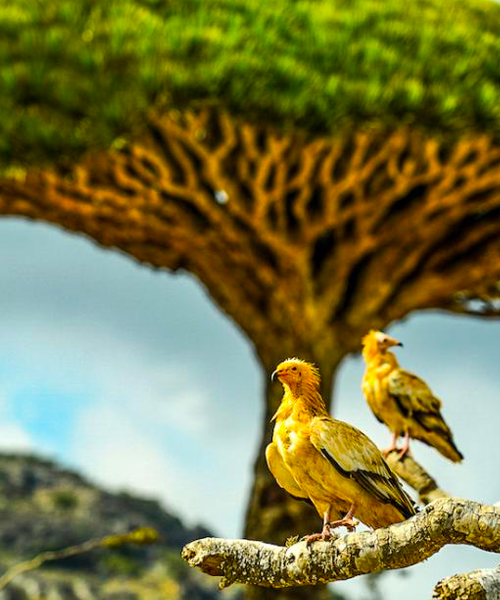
[0, 217, 498, 599]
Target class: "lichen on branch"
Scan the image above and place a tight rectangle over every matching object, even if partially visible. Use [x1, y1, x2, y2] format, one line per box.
[182, 498, 500, 590]
[434, 565, 500, 600]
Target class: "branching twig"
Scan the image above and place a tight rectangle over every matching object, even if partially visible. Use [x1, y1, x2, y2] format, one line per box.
[182, 498, 500, 590]
[0, 527, 158, 590]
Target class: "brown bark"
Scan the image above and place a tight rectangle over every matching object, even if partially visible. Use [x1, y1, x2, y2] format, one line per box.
[2, 109, 500, 348]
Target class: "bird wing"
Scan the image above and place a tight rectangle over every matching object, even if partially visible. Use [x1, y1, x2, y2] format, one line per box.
[387, 368, 455, 434]
[310, 417, 415, 518]
[387, 368, 441, 415]
[387, 368, 463, 461]
[265, 442, 310, 501]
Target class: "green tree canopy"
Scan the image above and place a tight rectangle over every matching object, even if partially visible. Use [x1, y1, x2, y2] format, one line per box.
[2, 0, 500, 169]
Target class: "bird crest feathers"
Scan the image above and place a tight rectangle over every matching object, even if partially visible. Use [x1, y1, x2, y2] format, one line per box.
[361, 330, 379, 346]
[279, 357, 321, 383]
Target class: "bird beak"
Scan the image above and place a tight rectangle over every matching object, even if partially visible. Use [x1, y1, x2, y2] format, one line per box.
[271, 369, 279, 382]
[382, 334, 403, 348]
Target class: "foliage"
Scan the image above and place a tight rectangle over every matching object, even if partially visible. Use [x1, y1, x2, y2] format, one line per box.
[101, 553, 143, 577]
[1, 0, 500, 168]
[51, 489, 79, 511]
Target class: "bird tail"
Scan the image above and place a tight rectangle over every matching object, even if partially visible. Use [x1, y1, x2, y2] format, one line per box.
[412, 411, 464, 463]
[435, 434, 464, 463]
[421, 429, 464, 463]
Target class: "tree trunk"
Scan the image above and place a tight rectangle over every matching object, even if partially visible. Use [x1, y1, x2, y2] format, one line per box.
[243, 350, 342, 600]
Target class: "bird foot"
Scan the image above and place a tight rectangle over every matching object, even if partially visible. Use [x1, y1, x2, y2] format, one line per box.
[383, 433, 402, 458]
[303, 524, 335, 545]
[328, 516, 359, 532]
[397, 446, 411, 460]
[383, 445, 412, 461]
[382, 445, 401, 458]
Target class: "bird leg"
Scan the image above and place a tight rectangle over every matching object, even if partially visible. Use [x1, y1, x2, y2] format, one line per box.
[328, 504, 358, 532]
[303, 508, 335, 544]
[382, 432, 400, 457]
[398, 430, 411, 460]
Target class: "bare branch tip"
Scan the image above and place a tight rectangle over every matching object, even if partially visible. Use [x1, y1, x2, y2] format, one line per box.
[219, 576, 234, 590]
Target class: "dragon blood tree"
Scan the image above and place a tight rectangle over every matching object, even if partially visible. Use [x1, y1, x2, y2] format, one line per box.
[1, 1, 500, 598]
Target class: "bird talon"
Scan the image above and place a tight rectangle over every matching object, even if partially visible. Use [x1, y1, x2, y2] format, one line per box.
[303, 523, 334, 544]
[303, 532, 332, 545]
[346, 518, 359, 531]
[397, 447, 411, 460]
[340, 518, 358, 532]
[329, 516, 358, 532]
[382, 446, 401, 458]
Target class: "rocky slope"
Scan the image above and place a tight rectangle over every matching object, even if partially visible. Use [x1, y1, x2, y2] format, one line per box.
[0, 453, 234, 599]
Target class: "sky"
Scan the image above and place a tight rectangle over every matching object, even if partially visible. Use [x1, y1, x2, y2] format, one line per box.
[0, 217, 499, 600]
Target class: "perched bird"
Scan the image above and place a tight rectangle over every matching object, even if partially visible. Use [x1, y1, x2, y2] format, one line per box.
[266, 358, 415, 542]
[361, 330, 463, 462]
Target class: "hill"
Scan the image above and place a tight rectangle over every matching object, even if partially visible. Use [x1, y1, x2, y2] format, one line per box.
[0, 452, 233, 599]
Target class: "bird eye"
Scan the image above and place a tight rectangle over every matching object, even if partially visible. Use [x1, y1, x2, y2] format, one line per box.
[291, 366, 297, 371]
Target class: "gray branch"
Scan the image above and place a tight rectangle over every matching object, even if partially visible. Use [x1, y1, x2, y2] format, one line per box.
[182, 498, 500, 591]
[434, 564, 500, 600]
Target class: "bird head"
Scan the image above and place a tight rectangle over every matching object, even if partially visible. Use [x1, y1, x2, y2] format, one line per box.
[271, 358, 320, 391]
[362, 330, 403, 359]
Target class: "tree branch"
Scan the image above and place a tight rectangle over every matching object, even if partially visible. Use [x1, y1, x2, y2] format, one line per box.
[0, 527, 158, 591]
[433, 565, 500, 600]
[385, 450, 450, 504]
[3, 109, 500, 358]
[181, 498, 500, 589]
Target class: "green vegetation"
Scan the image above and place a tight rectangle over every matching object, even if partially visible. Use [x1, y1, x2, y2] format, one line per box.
[1, 0, 500, 167]
[51, 489, 79, 511]
[163, 549, 191, 580]
[102, 553, 142, 577]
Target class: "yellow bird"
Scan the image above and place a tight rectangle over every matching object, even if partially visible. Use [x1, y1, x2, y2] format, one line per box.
[361, 330, 463, 462]
[266, 358, 415, 542]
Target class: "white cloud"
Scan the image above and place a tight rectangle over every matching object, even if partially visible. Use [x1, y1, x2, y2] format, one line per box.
[89, 360, 213, 438]
[70, 373, 246, 534]
[0, 423, 33, 452]
[72, 403, 190, 509]
[0, 388, 34, 452]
